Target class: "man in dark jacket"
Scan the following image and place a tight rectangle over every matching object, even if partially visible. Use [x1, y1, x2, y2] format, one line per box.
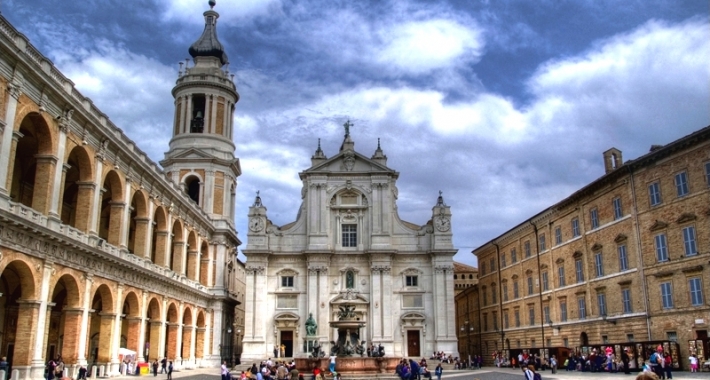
[409, 359, 421, 380]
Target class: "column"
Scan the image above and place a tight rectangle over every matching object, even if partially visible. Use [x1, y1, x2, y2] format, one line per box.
[120, 178, 133, 249]
[77, 274, 94, 365]
[172, 241, 185, 273]
[75, 182, 96, 233]
[433, 266, 446, 338]
[32, 154, 58, 214]
[187, 249, 198, 281]
[61, 308, 84, 364]
[183, 95, 192, 134]
[203, 310, 212, 360]
[307, 268, 318, 327]
[14, 301, 40, 369]
[181, 326, 193, 367]
[317, 268, 328, 344]
[174, 303, 184, 363]
[0, 80, 22, 195]
[381, 267, 393, 341]
[48, 123, 69, 219]
[109, 285, 124, 374]
[137, 290, 148, 362]
[143, 201, 155, 260]
[89, 158, 104, 235]
[108, 201, 126, 246]
[210, 94, 217, 135]
[159, 297, 169, 359]
[213, 242, 226, 290]
[31, 262, 53, 367]
[3, 130, 23, 192]
[204, 171, 215, 216]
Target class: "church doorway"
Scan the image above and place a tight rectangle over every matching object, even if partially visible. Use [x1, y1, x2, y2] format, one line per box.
[280, 331, 293, 358]
[407, 330, 420, 357]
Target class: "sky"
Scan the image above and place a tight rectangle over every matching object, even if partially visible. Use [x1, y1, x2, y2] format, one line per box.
[2, 0, 708, 267]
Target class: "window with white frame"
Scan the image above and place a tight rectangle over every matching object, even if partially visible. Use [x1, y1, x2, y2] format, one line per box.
[594, 252, 604, 277]
[613, 197, 623, 220]
[689, 277, 704, 306]
[542, 271, 549, 291]
[501, 253, 507, 268]
[543, 305, 550, 323]
[539, 234, 546, 251]
[502, 283, 509, 301]
[648, 182, 662, 206]
[490, 258, 496, 272]
[513, 280, 519, 299]
[655, 233, 669, 262]
[590, 208, 599, 229]
[555, 227, 562, 245]
[503, 312, 509, 328]
[597, 293, 607, 316]
[560, 300, 568, 321]
[572, 218, 580, 237]
[682, 226, 698, 256]
[660, 282, 673, 309]
[511, 248, 517, 263]
[342, 224, 357, 247]
[558, 266, 566, 287]
[622, 288, 632, 314]
[578, 297, 587, 319]
[675, 171, 689, 197]
[618, 245, 629, 271]
[575, 259, 584, 283]
[405, 275, 418, 287]
[281, 275, 295, 287]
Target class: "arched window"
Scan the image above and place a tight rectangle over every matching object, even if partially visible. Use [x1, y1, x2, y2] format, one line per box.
[185, 176, 200, 205]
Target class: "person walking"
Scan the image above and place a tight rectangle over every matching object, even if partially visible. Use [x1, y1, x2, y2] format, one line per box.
[152, 359, 159, 377]
[622, 348, 631, 374]
[221, 361, 229, 380]
[689, 354, 698, 372]
[663, 352, 673, 379]
[160, 357, 167, 374]
[167, 361, 173, 380]
[434, 363, 443, 380]
[550, 355, 557, 374]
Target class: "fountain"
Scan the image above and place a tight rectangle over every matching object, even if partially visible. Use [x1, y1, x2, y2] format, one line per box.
[295, 304, 400, 378]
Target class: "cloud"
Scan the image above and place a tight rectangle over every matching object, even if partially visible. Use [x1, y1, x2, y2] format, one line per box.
[159, 0, 282, 24]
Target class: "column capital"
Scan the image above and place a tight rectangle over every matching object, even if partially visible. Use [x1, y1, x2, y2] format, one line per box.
[7, 82, 23, 100]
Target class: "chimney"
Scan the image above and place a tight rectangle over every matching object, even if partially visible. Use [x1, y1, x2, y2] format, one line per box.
[603, 148, 622, 173]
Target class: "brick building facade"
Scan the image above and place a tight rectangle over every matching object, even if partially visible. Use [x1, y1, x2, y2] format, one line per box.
[0, 4, 245, 379]
[460, 126, 710, 368]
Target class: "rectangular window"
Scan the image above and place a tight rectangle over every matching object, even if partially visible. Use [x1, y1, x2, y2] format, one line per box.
[514, 310, 520, 327]
[480, 264, 485, 276]
[281, 276, 294, 287]
[542, 271, 549, 291]
[539, 234, 546, 251]
[590, 208, 599, 229]
[503, 312, 509, 328]
[675, 171, 689, 197]
[648, 182, 662, 206]
[555, 227, 562, 245]
[575, 259, 584, 283]
[482, 289, 488, 306]
[655, 233, 669, 262]
[490, 258, 496, 272]
[527, 276, 534, 295]
[525, 241, 531, 258]
[277, 295, 298, 309]
[683, 226, 698, 256]
[627, 334, 634, 342]
[613, 197, 623, 220]
[543, 305, 550, 323]
[594, 252, 604, 277]
[493, 312, 499, 330]
[513, 281, 519, 299]
[705, 162, 710, 186]
[597, 293, 607, 316]
[501, 254, 506, 268]
[402, 295, 423, 308]
[618, 245, 629, 271]
[572, 218, 580, 237]
[578, 297, 587, 319]
[622, 288, 632, 314]
[563, 338, 569, 347]
[483, 313, 488, 331]
[503, 283, 509, 301]
[660, 282, 673, 309]
[667, 331, 678, 342]
[560, 301, 568, 322]
[491, 286, 497, 304]
[689, 277, 704, 306]
[528, 307, 535, 326]
[558, 266, 566, 287]
[511, 248, 517, 263]
[406, 275, 418, 287]
[342, 224, 357, 247]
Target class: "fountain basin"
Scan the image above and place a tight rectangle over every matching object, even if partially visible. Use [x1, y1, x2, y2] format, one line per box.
[295, 357, 401, 376]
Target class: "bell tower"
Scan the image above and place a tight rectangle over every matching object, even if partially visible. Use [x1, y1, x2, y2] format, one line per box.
[161, 0, 240, 222]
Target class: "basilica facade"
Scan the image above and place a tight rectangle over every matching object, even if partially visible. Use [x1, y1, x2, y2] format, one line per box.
[241, 130, 459, 362]
[0, 4, 244, 379]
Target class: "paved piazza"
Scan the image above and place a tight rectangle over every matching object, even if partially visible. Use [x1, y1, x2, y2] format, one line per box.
[115, 367, 710, 380]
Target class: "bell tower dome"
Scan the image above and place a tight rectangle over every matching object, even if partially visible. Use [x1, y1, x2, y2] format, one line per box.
[161, 0, 241, 221]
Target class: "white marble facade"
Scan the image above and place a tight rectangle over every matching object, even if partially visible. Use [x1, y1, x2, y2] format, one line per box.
[241, 129, 459, 361]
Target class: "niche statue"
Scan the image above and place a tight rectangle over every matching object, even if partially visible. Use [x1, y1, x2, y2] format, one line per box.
[305, 313, 317, 336]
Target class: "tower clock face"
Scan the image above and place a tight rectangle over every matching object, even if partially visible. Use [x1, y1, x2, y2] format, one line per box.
[249, 217, 264, 232]
[434, 216, 451, 232]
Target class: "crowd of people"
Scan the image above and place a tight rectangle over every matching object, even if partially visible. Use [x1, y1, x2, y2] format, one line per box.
[394, 358, 443, 380]
[238, 358, 313, 380]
